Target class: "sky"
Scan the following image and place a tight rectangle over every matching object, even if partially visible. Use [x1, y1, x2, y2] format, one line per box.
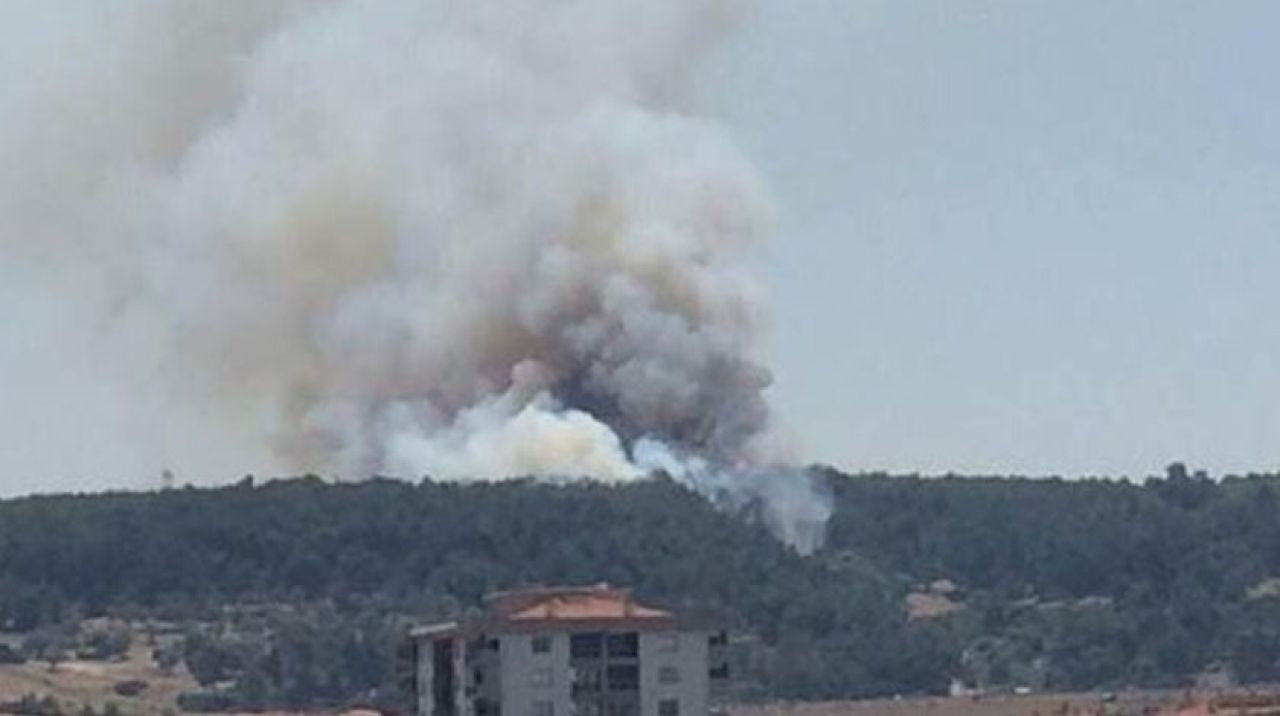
[0, 2, 1277, 494]
[712, 1, 1280, 478]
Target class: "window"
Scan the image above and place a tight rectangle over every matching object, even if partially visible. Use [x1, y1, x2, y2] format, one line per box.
[573, 666, 602, 693]
[656, 634, 679, 653]
[605, 664, 639, 691]
[658, 667, 679, 685]
[658, 700, 679, 716]
[533, 636, 552, 654]
[533, 701, 554, 716]
[708, 631, 727, 648]
[605, 633, 638, 659]
[532, 667, 554, 688]
[709, 664, 729, 680]
[571, 633, 603, 659]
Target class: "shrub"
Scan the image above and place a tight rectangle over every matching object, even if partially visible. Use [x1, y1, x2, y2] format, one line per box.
[112, 681, 149, 698]
[0, 643, 26, 664]
[0, 693, 63, 716]
[175, 691, 232, 713]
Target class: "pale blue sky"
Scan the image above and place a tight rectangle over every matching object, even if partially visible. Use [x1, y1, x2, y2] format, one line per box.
[713, 1, 1280, 477]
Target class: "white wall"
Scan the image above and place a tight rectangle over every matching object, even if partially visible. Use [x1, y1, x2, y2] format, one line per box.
[639, 632, 708, 716]
[499, 633, 573, 716]
[456, 639, 470, 716]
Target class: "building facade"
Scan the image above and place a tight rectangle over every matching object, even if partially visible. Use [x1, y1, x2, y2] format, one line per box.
[408, 586, 727, 716]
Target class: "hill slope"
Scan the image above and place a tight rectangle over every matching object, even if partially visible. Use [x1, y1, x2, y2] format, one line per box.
[0, 468, 1277, 705]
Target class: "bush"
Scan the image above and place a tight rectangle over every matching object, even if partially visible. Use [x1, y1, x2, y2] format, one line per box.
[181, 634, 242, 688]
[80, 628, 131, 661]
[112, 681, 149, 698]
[21, 629, 72, 668]
[175, 691, 232, 714]
[152, 646, 181, 675]
[0, 643, 26, 664]
[0, 693, 63, 716]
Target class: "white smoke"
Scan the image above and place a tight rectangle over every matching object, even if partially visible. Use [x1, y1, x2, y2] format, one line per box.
[633, 440, 833, 555]
[0, 0, 831, 552]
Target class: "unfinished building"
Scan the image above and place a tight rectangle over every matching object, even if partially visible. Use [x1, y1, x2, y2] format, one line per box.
[407, 585, 728, 716]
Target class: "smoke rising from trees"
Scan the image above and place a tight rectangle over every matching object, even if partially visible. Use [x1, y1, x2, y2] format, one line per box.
[0, 0, 830, 551]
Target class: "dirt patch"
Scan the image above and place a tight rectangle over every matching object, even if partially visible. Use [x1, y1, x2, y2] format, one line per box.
[0, 645, 196, 716]
[730, 689, 1280, 716]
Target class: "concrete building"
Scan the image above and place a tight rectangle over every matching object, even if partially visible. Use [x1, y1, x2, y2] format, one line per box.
[408, 585, 728, 716]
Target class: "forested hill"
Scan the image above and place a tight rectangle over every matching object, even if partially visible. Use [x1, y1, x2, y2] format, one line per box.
[826, 466, 1280, 602]
[1, 468, 1279, 705]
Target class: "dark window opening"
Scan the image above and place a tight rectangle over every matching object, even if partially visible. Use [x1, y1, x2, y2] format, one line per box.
[432, 640, 456, 716]
[574, 666, 602, 694]
[396, 639, 418, 700]
[571, 633, 604, 659]
[605, 664, 639, 692]
[658, 700, 679, 716]
[605, 633, 638, 659]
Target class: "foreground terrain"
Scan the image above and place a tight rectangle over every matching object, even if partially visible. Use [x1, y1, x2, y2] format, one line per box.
[0, 635, 1276, 716]
[735, 690, 1280, 716]
[0, 653, 1273, 716]
[0, 644, 194, 716]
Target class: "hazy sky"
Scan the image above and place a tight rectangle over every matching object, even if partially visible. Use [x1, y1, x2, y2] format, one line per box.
[1, 2, 1277, 495]
[713, 1, 1280, 478]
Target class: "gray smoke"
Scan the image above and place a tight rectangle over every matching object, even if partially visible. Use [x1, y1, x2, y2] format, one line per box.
[0, 0, 831, 552]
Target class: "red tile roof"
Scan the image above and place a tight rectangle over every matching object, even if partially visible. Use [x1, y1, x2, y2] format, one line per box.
[488, 584, 672, 623]
[411, 584, 692, 639]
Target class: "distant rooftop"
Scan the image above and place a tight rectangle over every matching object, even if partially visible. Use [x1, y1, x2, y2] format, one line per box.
[487, 584, 673, 623]
[411, 584, 689, 638]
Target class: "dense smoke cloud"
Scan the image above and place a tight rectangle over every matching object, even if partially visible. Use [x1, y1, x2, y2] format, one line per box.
[0, 0, 830, 551]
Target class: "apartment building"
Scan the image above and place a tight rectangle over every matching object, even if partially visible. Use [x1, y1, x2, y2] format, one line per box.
[408, 585, 728, 716]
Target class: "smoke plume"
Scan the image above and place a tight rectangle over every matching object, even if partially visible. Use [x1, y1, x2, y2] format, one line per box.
[0, 0, 831, 551]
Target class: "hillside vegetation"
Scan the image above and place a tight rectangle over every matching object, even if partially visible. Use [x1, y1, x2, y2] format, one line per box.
[0, 466, 1277, 709]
